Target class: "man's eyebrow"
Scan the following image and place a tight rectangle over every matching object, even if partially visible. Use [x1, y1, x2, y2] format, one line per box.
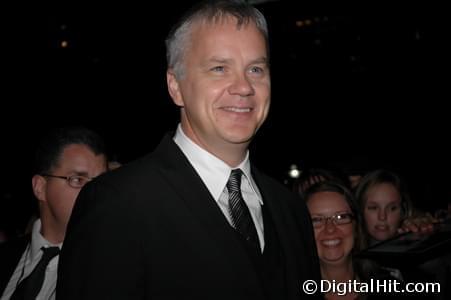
[70, 171, 90, 177]
[205, 57, 268, 65]
[207, 57, 233, 64]
[250, 57, 269, 65]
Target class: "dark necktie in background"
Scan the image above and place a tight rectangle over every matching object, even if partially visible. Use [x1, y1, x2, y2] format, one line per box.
[10, 246, 60, 300]
[227, 169, 261, 253]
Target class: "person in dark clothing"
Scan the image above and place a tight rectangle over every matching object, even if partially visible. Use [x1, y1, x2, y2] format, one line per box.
[0, 127, 107, 300]
[56, 1, 321, 299]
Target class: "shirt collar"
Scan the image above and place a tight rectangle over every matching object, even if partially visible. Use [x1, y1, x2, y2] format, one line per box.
[173, 124, 262, 203]
[30, 219, 62, 260]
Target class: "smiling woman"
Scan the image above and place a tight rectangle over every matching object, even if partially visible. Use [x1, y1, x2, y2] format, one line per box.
[302, 180, 401, 299]
[304, 182, 361, 271]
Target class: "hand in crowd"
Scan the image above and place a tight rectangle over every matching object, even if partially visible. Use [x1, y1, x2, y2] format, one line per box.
[301, 175, 326, 192]
[397, 213, 439, 234]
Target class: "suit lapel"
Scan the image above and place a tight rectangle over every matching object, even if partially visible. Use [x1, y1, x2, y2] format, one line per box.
[153, 134, 262, 291]
[251, 167, 301, 296]
[252, 168, 294, 257]
[0, 235, 30, 294]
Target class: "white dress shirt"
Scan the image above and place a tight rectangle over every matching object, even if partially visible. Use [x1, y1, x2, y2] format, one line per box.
[173, 124, 265, 251]
[1, 219, 61, 300]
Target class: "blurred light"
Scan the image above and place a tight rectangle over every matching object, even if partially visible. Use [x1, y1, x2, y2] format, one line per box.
[415, 31, 421, 40]
[288, 164, 301, 179]
[60, 40, 69, 48]
[296, 17, 328, 28]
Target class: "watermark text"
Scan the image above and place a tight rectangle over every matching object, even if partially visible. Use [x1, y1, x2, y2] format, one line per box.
[302, 279, 440, 296]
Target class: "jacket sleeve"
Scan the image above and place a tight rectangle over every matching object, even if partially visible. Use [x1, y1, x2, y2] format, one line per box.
[56, 180, 144, 300]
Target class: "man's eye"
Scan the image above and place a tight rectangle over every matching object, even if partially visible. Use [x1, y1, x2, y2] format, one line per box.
[71, 176, 83, 183]
[249, 66, 264, 74]
[211, 66, 225, 72]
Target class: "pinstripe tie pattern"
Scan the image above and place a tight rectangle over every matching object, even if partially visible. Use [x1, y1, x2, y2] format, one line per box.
[227, 169, 261, 252]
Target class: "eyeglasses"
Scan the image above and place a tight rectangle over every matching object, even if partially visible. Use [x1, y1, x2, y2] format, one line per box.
[311, 212, 354, 229]
[41, 174, 93, 189]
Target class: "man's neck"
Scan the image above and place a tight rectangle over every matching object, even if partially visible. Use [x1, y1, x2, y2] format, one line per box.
[39, 213, 64, 244]
[180, 123, 249, 167]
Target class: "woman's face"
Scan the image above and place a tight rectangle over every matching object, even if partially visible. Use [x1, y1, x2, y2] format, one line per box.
[307, 191, 355, 267]
[363, 183, 402, 241]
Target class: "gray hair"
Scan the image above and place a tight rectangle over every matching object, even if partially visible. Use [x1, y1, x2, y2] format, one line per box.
[165, 0, 269, 78]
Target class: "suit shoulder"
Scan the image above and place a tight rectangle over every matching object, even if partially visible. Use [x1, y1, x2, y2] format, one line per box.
[254, 169, 297, 200]
[93, 152, 162, 187]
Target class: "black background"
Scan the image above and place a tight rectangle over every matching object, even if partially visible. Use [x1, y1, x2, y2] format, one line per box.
[1, 1, 449, 230]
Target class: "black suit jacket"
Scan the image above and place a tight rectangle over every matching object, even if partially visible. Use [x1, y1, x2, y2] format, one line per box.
[0, 235, 30, 296]
[57, 134, 321, 299]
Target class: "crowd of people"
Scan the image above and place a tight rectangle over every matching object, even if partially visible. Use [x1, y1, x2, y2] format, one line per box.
[1, 1, 449, 300]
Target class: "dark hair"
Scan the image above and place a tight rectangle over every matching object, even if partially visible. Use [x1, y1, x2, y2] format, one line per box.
[33, 126, 107, 175]
[303, 181, 364, 250]
[303, 181, 382, 281]
[165, 0, 268, 78]
[292, 168, 350, 199]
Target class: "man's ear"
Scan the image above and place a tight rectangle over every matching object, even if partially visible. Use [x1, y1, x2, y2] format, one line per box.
[167, 70, 184, 107]
[32, 174, 47, 203]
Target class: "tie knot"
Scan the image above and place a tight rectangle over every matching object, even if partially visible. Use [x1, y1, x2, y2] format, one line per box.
[41, 246, 60, 262]
[227, 169, 242, 193]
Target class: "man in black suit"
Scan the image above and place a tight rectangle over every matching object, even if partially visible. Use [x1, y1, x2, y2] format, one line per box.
[0, 127, 108, 300]
[57, 1, 321, 299]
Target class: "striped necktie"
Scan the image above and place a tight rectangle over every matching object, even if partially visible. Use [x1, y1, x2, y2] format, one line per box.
[227, 169, 261, 253]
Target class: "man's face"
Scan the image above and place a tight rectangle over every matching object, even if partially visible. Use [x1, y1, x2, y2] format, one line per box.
[168, 17, 270, 155]
[35, 144, 107, 240]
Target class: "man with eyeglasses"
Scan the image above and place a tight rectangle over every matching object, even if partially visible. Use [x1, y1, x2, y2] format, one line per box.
[0, 126, 108, 300]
